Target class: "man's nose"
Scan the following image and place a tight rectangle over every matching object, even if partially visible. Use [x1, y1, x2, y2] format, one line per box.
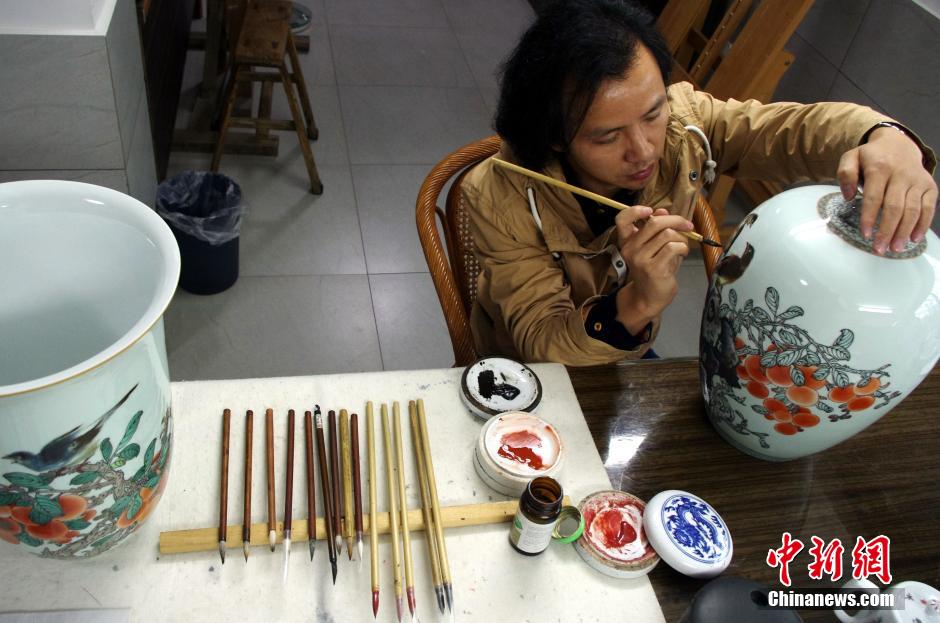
[623, 127, 654, 163]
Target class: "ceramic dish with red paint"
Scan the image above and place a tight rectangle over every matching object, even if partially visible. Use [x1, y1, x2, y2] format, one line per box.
[574, 490, 660, 579]
[473, 411, 564, 497]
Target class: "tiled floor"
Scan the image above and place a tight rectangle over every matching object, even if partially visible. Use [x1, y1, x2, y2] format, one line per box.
[164, 0, 719, 381]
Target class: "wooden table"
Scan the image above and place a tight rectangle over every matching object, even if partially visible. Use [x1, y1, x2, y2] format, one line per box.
[569, 357, 940, 622]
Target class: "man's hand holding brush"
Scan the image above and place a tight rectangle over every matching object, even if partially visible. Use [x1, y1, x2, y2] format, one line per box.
[613, 206, 692, 336]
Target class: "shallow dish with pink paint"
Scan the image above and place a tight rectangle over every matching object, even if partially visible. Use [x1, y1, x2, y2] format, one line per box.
[473, 411, 564, 497]
[574, 490, 660, 579]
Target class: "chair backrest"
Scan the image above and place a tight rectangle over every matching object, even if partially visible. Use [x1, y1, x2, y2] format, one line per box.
[416, 135, 501, 367]
[417, 136, 722, 367]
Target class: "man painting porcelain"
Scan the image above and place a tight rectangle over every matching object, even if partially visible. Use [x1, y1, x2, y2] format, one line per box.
[463, 0, 937, 366]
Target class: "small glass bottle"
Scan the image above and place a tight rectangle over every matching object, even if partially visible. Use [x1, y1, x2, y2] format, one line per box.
[509, 476, 562, 555]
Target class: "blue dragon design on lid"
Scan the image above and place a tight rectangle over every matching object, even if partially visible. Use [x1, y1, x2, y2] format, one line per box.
[661, 494, 730, 564]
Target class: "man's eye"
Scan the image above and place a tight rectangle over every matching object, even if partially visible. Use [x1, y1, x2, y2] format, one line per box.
[594, 135, 617, 145]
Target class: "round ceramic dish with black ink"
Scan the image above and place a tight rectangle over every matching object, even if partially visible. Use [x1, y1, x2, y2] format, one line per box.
[460, 357, 542, 420]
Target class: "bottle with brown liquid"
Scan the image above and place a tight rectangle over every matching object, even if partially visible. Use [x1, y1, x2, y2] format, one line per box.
[509, 476, 562, 555]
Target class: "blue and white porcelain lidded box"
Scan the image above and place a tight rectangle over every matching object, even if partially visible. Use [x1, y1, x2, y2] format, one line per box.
[643, 490, 732, 578]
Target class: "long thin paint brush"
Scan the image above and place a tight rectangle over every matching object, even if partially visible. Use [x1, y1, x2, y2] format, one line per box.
[367, 402, 379, 617]
[410, 401, 444, 614]
[218, 408, 231, 564]
[417, 399, 454, 618]
[394, 403, 417, 619]
[328, 410, 344, 556]
[265, 408, 276, 552]
[381, 404, 403, 622]
[304, 410, 316, 562]
[352, 412, 364, 569]
[491, 157, 722, 247]
[340, 409, 354, 559]
[243, 410, 253, 562]
[315, 406, 338, 584]
[283, 409, 295, 583]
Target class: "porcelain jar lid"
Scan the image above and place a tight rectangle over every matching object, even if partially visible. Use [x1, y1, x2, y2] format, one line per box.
[460, 357, 542, 420]
[643, 490, 733, 579]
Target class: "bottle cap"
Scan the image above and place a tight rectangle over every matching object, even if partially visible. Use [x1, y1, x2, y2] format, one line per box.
[552, 505, 585, 544]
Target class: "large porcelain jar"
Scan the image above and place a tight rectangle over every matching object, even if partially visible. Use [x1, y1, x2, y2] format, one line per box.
[0, 181, 180, 557]
[700, 185, 940, 461]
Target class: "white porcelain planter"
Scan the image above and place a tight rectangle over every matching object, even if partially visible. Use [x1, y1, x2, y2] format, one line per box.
[0, 181, 180, 557]
[700, 185, 940, 461]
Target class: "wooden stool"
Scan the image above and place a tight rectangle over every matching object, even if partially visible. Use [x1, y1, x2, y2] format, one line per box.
[211, 0, 323, 194]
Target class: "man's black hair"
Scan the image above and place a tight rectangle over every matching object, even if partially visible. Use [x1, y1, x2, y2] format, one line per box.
[494, 0, 672, 170]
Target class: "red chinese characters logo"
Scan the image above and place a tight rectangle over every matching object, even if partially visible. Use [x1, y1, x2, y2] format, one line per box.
[766, 532, 804, 586]
[851, 535, 893, 585]
[767, 534, 892, 585]
[807, 536, 845, 581]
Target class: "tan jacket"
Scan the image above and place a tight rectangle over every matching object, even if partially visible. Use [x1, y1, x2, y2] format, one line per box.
[463, 82, 922, 366]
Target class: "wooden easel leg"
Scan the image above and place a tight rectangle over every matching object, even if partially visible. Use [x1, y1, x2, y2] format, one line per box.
[287, 34, 318, 141]
[257, 80, 274, 140]
[211, 64, 243, 172]
[278, 65, 323, 194]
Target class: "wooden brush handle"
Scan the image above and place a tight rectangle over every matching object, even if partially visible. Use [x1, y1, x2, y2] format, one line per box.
[314, 408, 336, 559]
[351, 412, 363, 534]
[340, 409, 353, 542]
[284, 409, 295, 531]
[328, 410, 342, 544]
[265, 408, 275, 532]
[410, 401, 442, 585]
[393, 402, 414, 586]
[381, 403, 402, 596]
[416, 399, 451, 584]
[218, 409, 231, 543]
[243, 410, 252, 543]
[304, 411, 315, 541]
[366, 402, 378, 589]
[492, 157, 709, 244]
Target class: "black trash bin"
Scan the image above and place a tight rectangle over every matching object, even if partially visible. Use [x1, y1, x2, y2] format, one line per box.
[156, 171, 246, 295]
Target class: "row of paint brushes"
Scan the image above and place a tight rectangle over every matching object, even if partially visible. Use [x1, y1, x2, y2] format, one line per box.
[217, 407, 362, 585]
[217, 399, 453, 622]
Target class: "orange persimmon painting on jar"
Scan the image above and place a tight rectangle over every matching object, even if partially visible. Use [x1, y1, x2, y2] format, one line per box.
[0, 396, 172, 557]
[700, 185, 940, 461]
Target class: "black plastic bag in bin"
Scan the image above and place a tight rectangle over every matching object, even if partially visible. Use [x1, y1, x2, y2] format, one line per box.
[156, 171, 248, 295]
